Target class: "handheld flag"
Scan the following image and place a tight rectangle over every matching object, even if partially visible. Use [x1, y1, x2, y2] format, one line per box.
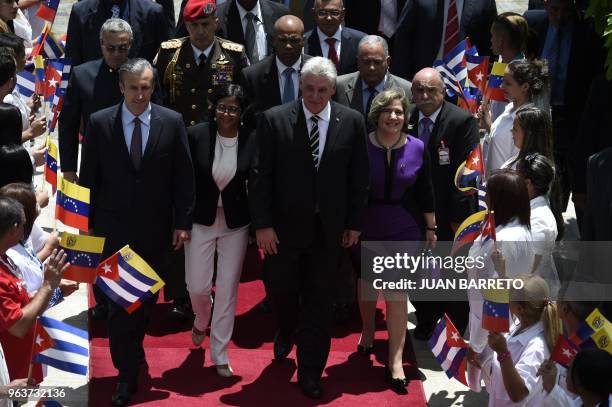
[482, 288, 510, 332]
[466, 54, 489, 94]
[551, 335, 579, 368]
[55, 176, 90, 232]
[35, 0, 60, 22]
[485, 62, 507, 102]
[96, 251, 121, 281]
[569, 308, 611, 346]
[34, 55, 46, 95]
[454, 144, 485, 194]
[481, 211, 496, 242]
[30, 23, 50, 58]
[428, 314, 469, 386]
[450, 210, 487, 256]
[16, 70, 36, 98]
[31, 316, 89, 376]
[44, 60, 63, 103]
[59, 232, 105, 283]
[41, 30, 65, 59]
[477, 183, 488, 212]
[32, 320, 55, 355]
[445, 314, 469, 348]
[95, 246, 165, 314]
[591, 326, 612, 354]
[44, 137, 58, 192]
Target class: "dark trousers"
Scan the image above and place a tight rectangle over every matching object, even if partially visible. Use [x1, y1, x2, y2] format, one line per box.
[106, 292, 155, 384]
[552, 106, 575, 211]
[263, 219, 339, 380]
[162, 248, 189, 303]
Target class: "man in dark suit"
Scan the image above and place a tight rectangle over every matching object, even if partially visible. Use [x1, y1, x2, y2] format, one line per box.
[240, 15, 310, 125]
[79, 59, 194, 406]
[215, 0, 289, 63]
[250, 56, 369, 399]
[392, 0, 497, 80]
[335, 34, 412, 124]
[524, 0, 605, 222]
[408, 67, 478, 339]
[304, 0, 366, 75]
[65, 0, 171, 67]
[582, 147, 612, 241]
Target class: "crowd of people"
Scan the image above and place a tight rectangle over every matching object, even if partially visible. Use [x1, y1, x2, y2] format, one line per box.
[0, 0, 611, 405]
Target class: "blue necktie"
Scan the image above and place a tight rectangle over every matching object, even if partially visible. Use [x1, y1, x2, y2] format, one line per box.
[282, 67, 295, 104]
[419, 117, 433, 147]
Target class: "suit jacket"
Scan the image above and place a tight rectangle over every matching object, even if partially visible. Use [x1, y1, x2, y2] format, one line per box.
[216, 0, 290, 60]
[250, 100, 369, 248]
[65, 0, 171, 67]
[334, 71, 413, 120]
[58, 59, 162, 172]
[408, 101, 478, 240]
[304, 27, 366, 75]
[239, 53, 312, 125]
[344, 0, 407, 37]
[79, 102, 194, 268]
[582, 147, 612, 241]
[187, 122, 257, 228]
[392, 0, 497, 80]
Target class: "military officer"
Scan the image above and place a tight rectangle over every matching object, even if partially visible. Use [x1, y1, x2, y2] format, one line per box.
[155, 0, 248, 127]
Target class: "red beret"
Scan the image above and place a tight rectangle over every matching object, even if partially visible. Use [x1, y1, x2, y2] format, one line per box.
[183, 0, 217, 22]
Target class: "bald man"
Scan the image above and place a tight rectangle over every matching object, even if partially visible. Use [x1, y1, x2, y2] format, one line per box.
[408, 68, 479, 340]
[240, 14, 312, 125]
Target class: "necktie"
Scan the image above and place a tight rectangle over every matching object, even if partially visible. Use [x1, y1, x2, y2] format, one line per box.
[325, 38, 339, 69]
[379, 0, 398, 38]
[131, 117, 142, 169]
[111, 4, 121, 18]
[245, 12, 259, 63]
[282, 67, 295, 104]
[309, 115, 320, 168]
[198, 53, 207, 70]
[365, 87, 377, 115]
[443, 0, 459, 56]
[419, 117, 433, 148]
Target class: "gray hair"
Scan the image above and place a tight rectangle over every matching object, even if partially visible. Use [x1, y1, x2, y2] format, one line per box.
[368, 88, 410, 131]
[118, 58, 153, 83]
[300, 56, 337, 84]
[358, 35, 389, 57]
[100, 18, 134, 43]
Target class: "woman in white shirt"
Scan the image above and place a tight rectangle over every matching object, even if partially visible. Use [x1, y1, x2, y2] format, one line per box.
[503, 105, 554, 171]
[478, 59, 549, 176]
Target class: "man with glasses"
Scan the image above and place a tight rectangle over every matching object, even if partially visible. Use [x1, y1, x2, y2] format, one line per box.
[304, 0, 365, 75]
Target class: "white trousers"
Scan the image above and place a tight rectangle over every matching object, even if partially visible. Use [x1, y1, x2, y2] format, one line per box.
[184, 207, 248, 365]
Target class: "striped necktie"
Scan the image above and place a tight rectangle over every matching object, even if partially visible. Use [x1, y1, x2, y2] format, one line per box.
[443, 0, 459, 56]
[309, 115, 320, 168]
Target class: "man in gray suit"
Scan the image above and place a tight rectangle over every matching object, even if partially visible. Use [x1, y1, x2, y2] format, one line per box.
[335, 35, 412, 127]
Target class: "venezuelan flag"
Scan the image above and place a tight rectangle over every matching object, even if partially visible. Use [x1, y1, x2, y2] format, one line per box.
[34, 55, 45, 95]
[485, 62, 507, 102]
[59, 232, 105, 283]
[450, 210, 487, 255]
[96, 246, 165, 314]
[55, 176, 90, 232]
[44, 137, 58, 192]
[482, 288, 510, 332]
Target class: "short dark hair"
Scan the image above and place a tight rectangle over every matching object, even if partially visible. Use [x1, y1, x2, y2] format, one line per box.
[491, 12, 528, 52]
[487, 169, 531, 228]
[0, 104, 22, 145]
[0, 196, 23, 238]
[118, 58, 153, 85]
[0, 32, 25, 60]
[509, 105, 554, 167]
[0, 183, 36, 240]
[516, 153, 555, 197]
[0, 144, 33, 188]
[507, 59, 549, 99]
[0, 52, 16, 86]
[569, 348, 612, 404]
[208, 84, 248, 124]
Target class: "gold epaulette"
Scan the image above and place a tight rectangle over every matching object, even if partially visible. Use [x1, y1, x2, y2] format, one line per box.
[161, 37, 187, 50]
[219, 39, 244, 53]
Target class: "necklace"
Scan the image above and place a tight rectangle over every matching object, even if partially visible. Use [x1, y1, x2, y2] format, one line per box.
[217, 133, 238, 148]
[374, 131, 404, 152]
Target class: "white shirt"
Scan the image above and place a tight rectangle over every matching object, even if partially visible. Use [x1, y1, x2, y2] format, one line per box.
[484, 102, 519, 176]
[378, 0, 399, 38]
[30, 223, 48, 254]
[212, 132, 238, 207]
[4, 87, 30, 131]
[237, 0, 267, 62]
[530, 195, 559, 295]
[276, 56, 301, 103]
[488, 320, 549, 407]
[121, 102, 151, 156]
[13, 10, 33, 53]
[0, 343, 10, 407]
[191, 42, 214, 65]
[318, 26, 342, 62]
[7, 240, 43, 295]
[437, 0, 464, 59]
[303, 100, 331, 165]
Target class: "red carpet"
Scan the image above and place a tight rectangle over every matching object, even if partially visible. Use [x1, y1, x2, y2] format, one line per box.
[88, 247, 427, 406]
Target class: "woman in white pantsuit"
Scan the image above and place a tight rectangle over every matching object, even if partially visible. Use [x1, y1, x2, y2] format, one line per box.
[184, 85, 257, 377]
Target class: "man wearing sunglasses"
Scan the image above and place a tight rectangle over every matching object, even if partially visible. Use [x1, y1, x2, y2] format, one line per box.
[304, 0, 365, 75]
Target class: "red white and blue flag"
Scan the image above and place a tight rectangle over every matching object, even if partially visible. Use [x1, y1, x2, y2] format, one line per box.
[551, 335, 579, 368]
[36, 0, 60, 22]
[428, 314, 469, 386]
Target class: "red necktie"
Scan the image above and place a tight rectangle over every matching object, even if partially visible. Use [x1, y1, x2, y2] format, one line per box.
[325, 37, 339, 69]
[444, 0, 459, 56]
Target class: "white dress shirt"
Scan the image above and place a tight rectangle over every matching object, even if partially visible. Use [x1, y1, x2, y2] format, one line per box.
[4, 88, 30, 131]
[484, 102, 519, 176]
[436, 0, 464, 59]
[237, 0, 267, 61]
[121, 102, 151, 156]
[303, 100, 331, 165]
[276, 56, 301, 103]
[530, 195, 559, 295]
[191, 42, 214, 65]
[418, 104, 443, 126]
[318, 26, 342, 62]
[212, 132, 239, 207]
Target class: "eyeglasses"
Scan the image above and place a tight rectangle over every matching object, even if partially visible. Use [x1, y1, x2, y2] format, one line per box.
[216, 104, 241, 116]
[316, 9, 342, 18]
[275, 36, 303, 45]
[102, 44, 130, 54]
[381, 108, 404, 117]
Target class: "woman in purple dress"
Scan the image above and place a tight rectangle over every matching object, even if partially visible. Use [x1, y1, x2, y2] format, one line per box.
[353, 89, 436, 394]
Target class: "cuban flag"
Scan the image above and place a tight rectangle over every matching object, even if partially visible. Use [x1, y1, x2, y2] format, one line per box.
[36, 0, 60, 22]
[428, 314, 469, 386]
[466, 54, 489, 95]
[16, 70, 36, 98]
[477, 183, 487, 212]
[454, 143, 485, 194]
[433, 39, 469, 97]
[32, 316, 88, 376]
[44, 60, 63, 103]
[96, 246, 165, 314]
[56, 58, 72, 97]
[551, 335, 579, 368]
[480, 211, 496, 242]
[43, 31, 65, 59]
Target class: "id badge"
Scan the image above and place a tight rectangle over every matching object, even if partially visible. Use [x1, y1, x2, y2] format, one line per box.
[438, 141, 450, 165]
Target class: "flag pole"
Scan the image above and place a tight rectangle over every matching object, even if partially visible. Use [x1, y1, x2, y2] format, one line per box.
[27, 319, 39, 382]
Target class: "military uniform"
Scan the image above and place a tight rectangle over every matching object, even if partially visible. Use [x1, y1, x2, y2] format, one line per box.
[155, 36, 248, 126]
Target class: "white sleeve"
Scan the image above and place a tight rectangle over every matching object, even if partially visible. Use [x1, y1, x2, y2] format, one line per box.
[514, 338, 547, 395]
[542, 384, 579, 407]
[30, 223, 49, 254]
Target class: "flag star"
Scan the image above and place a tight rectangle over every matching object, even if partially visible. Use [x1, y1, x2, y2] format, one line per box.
[48, 77, 57, 88]
[102, 263, 112, 275]
[36, 335, 43, 346]
[476, 72, 484, 82]
[451, 332, 460, 342]
[562, 348, 573, 358]
[471, 156, 480, 165]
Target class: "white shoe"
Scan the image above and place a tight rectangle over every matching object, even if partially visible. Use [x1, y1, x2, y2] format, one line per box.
[216, 364, 233, 377]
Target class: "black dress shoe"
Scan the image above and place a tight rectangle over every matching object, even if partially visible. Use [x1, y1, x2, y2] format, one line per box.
[258, 296, 272, 313]
[89, 303, 107, 320]
[168, 301, 192, 319]
[384, 366, 408, 395]
[298, 377, 322, 399]
[273, 332, 293, 360]
[111, 382, 137, 406]
[357, 344, 374, 355]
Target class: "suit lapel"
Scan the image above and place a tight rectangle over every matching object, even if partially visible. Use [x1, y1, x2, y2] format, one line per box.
[228, 1, 246, 45]
[264, 57, 282, 105]
[307, 30, 322, 57]
[460, 0, 475, 37]
[260, 1, 276, 53]
[320, 103, 341, 169]
[348, 75, 363, 113]
[111, 104, 132, 167]
[339, 29, 352, 74]
[144, 104, 162, 159]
